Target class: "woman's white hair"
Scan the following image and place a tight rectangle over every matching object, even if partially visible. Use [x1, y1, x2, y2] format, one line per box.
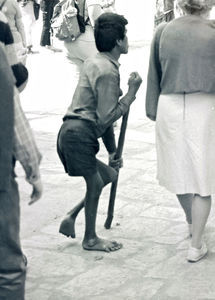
[177, 0, 213, 14]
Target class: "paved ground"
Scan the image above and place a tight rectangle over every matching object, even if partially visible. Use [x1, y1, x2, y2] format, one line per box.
[16, 10, 215, 300]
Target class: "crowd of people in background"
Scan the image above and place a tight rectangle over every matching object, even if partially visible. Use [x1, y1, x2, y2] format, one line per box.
[1, 0, 215, 299]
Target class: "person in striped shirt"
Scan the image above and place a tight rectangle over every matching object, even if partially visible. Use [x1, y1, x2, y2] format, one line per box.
[0, 11, 42, 299]
[0, 10, 42, 204]
[0, 0, 27, 63]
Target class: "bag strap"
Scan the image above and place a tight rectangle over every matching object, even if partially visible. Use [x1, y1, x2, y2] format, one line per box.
[74, 0, 88, 24]
[0, 0, 7, 10]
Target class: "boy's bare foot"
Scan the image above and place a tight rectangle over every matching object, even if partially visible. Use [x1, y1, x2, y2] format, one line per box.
[82, 237, 122, 252]
[59, 215, 76, 238]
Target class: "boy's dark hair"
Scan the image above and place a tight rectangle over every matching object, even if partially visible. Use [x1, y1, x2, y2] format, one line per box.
[94, 13, 128, 52]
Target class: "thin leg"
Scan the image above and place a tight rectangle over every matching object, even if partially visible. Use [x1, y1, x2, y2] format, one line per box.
[59, 199, 85, 238]
[59, 159, 117, 238]
[83, 171, 103, 240]
[67, 200, 85, 219]
[176, 193, 193, 225]
[191, 194, 211, 249]
[82, 171, 122, 252]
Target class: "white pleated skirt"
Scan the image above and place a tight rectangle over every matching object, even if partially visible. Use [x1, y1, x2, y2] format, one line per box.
[156, 93, 215, 196]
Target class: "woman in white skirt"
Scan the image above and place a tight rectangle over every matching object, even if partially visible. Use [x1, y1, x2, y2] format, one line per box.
[145, 0, 215, 262]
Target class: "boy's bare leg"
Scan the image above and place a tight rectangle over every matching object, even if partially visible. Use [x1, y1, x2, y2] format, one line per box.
[59, 159, 117, 238]
[82, 170, 122, 252]
[59, 200, 85, 238]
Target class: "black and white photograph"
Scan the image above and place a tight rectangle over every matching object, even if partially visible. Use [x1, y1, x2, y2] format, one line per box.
[1, 0, 215, 299]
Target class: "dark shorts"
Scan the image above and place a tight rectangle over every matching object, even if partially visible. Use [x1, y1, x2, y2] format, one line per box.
[57, 118, 99, 177]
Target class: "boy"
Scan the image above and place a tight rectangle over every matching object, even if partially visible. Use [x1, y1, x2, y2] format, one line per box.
[57, 12, 142, 252]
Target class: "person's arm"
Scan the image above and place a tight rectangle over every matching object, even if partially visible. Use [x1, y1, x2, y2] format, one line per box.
[95, 71, 142, 134]
[13, 90, 43, 204]
[145, 23, 166, 121]
[102, 125, 123, 170]
[102, 125, 116, 153]
[86, 0, 104, 27]
[97, 72, 141, 170]
[0, 45, 15, 191]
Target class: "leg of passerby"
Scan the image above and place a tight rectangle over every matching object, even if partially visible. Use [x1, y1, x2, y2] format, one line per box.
[59, 159, 117, 238]
[20, 1, 38, 54]
[40, 2, 52, 47]
[59, 199, 85, 238]
[187, 194, 211, 262]
[25, 15, 36, 53]
[191, 194, 211, 248]
[26, 19, 38, 54]
[40, 0, 62, 52]
[177, 193, 193, 235]
[82, 170, 122, 252]
[0, 176, 26, 300]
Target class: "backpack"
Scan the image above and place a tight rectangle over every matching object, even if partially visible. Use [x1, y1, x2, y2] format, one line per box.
[51, 0, 87, 42]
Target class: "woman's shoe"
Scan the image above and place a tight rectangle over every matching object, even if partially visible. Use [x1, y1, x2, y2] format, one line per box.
[187, 242, 207, 262]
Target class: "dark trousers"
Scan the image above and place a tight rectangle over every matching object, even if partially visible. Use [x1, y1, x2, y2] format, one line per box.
[40, 0, 59, 46]
[0, 176, 26, 300]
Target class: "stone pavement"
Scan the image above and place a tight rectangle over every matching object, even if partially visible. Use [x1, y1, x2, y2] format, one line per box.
[16, 35, 215, 300]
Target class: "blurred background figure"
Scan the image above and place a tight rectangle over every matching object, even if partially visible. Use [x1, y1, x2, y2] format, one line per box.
[0, 0, 27, 63]
[101, 0, 116, 12]
[40, 0, 62, 52]
[18, 0, 40, 54]
[64, 0, 103, 76]
[64, 0, 116, 77]
[0, 43, 22, 300]
[154, 0, 174, 27]
[0, 9, 42, 299]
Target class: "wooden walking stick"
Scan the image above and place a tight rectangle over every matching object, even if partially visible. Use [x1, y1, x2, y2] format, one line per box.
[104, 109, 130, 229]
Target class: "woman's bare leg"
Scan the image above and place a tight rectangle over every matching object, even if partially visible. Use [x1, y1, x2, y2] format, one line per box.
[191, 194, 211, 249]
[176, 194, 193, 225]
